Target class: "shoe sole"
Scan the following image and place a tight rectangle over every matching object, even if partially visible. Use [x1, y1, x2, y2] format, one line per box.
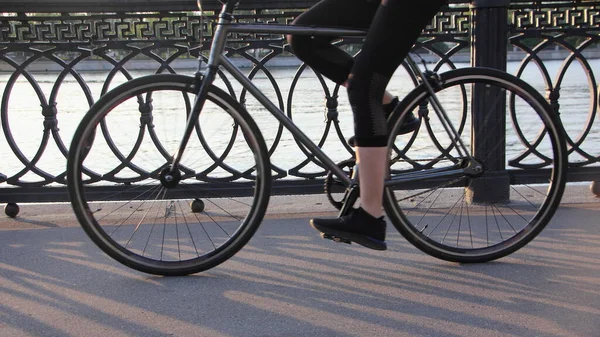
[310, 220, 387, 251]
[396, 118, 421, 135]
[347, 118, 421, 147]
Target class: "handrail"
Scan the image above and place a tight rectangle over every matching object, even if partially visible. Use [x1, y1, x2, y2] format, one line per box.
[1, 0, 597, 12]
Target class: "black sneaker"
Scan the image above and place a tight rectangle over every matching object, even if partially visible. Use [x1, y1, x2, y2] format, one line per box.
[310, 207, 387, 250]
[347, 96, 420, 147]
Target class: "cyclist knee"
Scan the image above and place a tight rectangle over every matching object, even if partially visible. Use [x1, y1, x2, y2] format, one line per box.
[287, 33, 322, 66]
[346, 73, 382, 113]
[347, 73, 389, 146]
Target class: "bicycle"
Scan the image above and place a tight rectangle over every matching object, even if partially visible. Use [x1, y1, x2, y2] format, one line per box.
[66, 0, 568, 276]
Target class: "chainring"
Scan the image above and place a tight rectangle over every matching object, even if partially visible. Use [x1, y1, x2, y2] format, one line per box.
[324, 158, 356, 210]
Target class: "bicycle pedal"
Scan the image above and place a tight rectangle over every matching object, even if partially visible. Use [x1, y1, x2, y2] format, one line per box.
[320, 233, 351, 245]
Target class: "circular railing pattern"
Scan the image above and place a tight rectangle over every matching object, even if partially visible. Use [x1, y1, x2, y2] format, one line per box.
[511, 34, 600, 167]
[0, 1, 599, 193]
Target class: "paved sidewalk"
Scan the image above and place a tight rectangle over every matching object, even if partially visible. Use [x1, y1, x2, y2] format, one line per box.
[0, 184, 599, 337]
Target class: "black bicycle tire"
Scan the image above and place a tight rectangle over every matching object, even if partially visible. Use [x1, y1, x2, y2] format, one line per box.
[383, 67, 568, 263]
[67, 74, 272, 275]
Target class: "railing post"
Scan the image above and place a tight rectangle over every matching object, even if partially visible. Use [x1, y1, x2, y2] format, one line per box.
[467, 0, 511, 204]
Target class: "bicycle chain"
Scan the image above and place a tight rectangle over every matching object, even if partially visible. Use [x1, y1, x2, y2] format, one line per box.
[390, 157, 467, 203]
[393, 175, 466, 203]
[324, 157, 467, 208]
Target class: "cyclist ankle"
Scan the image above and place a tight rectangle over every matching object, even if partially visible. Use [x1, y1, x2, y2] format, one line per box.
[360, 206, 383, 219]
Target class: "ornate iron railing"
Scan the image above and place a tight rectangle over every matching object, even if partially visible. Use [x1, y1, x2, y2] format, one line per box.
[1, 0, 599, 215]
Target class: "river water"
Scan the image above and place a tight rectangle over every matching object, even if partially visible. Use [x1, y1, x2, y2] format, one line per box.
[0, 59, 598, 182]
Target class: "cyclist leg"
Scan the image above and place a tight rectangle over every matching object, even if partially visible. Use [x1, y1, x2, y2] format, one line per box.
[287, 0, 399, 107]
[287, 0, 423, 146]
[311, 0, 447, 250]
[287, 0, 378, 85]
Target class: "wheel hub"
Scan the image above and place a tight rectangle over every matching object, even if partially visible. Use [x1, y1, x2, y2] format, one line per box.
[463, 158, 484, 178]
[159, 166, 182, 188]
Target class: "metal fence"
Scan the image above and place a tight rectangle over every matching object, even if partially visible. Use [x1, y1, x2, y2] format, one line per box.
[1, 0, 599, 215]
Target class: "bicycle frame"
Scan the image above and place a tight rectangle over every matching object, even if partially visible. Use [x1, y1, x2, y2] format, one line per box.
[64, 1, 569, 273]
[170, 0, 473, 192]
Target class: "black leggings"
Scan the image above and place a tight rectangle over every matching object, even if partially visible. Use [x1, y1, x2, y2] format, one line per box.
[288, 0, 446, 146]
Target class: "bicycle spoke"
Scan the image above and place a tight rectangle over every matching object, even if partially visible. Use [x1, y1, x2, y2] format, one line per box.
[440, 194, 465, 245]
[492, 203, 519, 235]
[68, 75, 271, 275]
[385, 68, 566, 262]
[177, 200, 201, 257]
[124, 187, 168, 247]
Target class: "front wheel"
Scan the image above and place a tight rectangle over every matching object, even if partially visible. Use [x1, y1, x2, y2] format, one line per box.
[67, 74, 271, 275]
[384, 67, 567, 263]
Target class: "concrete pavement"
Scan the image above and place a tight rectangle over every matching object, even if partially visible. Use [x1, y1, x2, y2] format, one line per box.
[0, 184, 599, 337]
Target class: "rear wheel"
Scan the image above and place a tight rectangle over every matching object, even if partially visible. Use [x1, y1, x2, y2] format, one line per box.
[384, 68, 567, 263]
[67, 74, 271, 275]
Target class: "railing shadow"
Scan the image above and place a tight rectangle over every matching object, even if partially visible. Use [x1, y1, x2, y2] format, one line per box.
[0, 202, 598, 336]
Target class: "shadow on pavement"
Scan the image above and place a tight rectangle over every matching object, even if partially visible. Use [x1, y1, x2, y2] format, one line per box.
[0, 203, 598, 337]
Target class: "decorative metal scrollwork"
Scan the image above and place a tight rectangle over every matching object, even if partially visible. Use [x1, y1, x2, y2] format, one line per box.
[509, 2, 600, 168]
[0, 12, 203, 44]
[0, 1, 598, 196]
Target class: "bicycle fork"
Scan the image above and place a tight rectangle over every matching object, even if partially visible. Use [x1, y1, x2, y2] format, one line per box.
[405, 57, 483, 172]
[167, 10, 232, 178]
